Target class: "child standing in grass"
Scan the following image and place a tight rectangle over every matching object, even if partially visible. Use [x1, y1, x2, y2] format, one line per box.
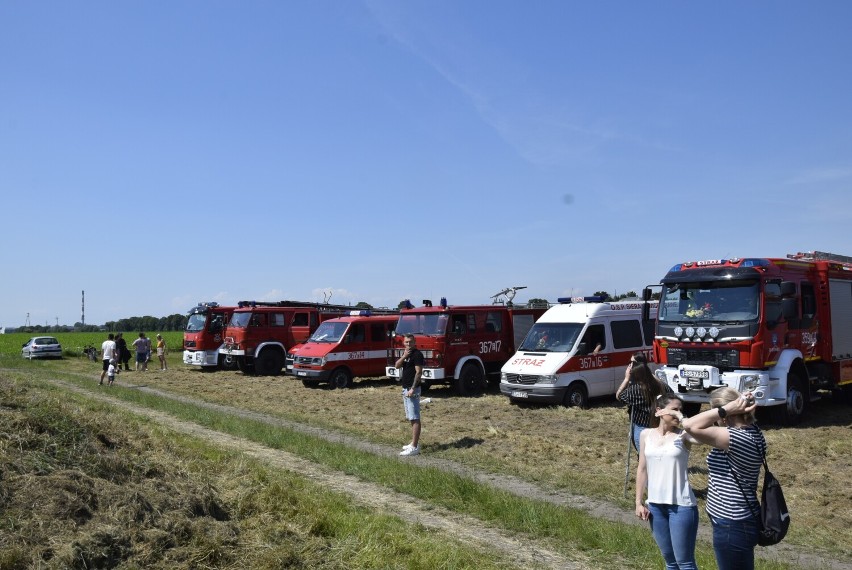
[106, 359, 119, 386]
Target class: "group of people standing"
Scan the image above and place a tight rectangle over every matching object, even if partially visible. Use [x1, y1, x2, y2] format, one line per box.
[619, 352, 766, 570]
[100, 332, 169, 377]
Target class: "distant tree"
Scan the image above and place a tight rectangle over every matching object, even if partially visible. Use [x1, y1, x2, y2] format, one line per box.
[528, 297, 549, 307]
[594, 291, 612, 301]
[355, 301, 373, 310]
[398, 300, 412, 310]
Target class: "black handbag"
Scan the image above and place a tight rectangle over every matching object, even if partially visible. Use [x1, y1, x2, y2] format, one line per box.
[729, 444, 790, 546]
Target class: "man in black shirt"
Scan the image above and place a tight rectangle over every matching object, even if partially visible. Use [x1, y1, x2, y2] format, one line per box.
[395, 333, 424, 456]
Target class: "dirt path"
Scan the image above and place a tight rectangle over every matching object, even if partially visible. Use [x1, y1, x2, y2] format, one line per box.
[52, 375, 851, 570]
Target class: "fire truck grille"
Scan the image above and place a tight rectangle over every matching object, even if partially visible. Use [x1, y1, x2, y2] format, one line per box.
[185, 340, 196, 348]
[503, 373, 540, 385]
[666, 347, 739, 370]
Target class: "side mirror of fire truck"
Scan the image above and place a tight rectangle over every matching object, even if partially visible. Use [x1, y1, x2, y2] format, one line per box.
[780, 281, 797, 297]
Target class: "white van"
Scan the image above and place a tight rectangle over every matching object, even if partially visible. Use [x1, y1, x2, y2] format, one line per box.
[499, 297, 657, 407]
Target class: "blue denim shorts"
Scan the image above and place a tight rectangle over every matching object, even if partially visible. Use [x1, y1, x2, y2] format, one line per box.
[402, 387, 421, 420]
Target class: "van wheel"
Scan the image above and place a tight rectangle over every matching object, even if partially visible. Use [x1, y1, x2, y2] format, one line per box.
[456, 363, 485, 396]
[254, 350, 284, 376]
[562, 382, 588, 408]
[773, 371, 806, 425]
[329, 368, 351, 389]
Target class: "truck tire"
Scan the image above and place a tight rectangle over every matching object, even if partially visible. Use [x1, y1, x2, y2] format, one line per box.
[456, 362, 485, 396]
[329, 367, 352, 389]
[254, 350, 284, 376]
[237, 358, 253, 374]
[774, 371, 806, 425]
[562, 382, 588, 408]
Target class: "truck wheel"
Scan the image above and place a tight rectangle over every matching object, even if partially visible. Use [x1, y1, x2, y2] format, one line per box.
[255, 350, 284, 376]
[774, 371, 806, 425]
[237, 358, 253, 374]
[329, 368, 352, 389]
[562, 382, 588, 408]
[456, 362, 485, 396]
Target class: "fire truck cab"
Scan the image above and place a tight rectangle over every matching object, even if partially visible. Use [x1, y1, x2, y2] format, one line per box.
[220, 301, 353, 376]
[646, 251, 852, 424]
[290, 312, 397, 389]
[385, 297, 546, 395]
[182, 302, 237, 369]
[500, 297, 657, 407]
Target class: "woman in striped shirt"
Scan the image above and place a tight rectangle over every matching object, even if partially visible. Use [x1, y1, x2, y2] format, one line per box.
[681, 387, 764, 570]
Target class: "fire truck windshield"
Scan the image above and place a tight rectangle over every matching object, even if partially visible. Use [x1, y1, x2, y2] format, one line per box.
[394, 313, 448, 336]
[659, 281, 759, 322]
[519, 323, 584, 352]
[308, 322, 348, 343]
[185, 314, 207, 332]
[228, 312, 252, 328]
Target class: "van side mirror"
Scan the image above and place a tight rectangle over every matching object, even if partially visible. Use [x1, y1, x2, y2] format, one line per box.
[642, 287, 652, 301]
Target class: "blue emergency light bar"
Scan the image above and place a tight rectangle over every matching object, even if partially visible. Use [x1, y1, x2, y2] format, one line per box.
[348, 310, 371, 316]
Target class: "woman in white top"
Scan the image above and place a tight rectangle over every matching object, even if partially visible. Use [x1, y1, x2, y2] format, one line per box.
[635, 393, 700, 570]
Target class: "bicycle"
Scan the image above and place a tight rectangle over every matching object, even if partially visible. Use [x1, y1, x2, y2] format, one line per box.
[82, 344, 99, 362]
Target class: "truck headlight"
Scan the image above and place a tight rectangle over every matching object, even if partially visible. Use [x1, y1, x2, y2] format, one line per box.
[741, 374, 760, 391]
[538, 374, 557, 385]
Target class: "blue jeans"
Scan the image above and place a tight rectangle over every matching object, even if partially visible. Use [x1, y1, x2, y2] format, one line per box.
[709, 514, 759, 570]
[631, 423, 645, 453]
[647, 503, 699, 570]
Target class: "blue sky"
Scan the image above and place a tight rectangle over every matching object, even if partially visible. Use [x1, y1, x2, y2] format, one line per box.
[2, 1, 851, 327]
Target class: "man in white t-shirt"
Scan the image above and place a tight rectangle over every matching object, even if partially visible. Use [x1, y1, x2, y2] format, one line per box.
[100, 333, 117, 384]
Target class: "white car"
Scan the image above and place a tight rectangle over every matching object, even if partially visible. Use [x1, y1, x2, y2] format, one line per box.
[21, 336, 63, 359]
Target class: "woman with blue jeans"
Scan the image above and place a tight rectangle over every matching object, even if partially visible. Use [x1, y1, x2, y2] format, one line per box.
[681, 387, 765, 570]
[636, 394, 700, 570]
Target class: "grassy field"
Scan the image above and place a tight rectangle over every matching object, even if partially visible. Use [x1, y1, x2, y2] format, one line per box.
[1, 336, 850, 568]
[1, 331, 184, 359]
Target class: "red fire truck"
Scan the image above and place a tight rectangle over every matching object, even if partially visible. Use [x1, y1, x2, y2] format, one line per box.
[219, 301, 363, 376]
[290, 312, 398, 389]
[385, 295, 547, 395]
[645, 250, 852, 424]
[182, 302, 238, 370]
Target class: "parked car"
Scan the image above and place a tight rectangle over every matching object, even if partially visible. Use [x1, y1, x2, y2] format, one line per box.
[21, 336, 63, 359]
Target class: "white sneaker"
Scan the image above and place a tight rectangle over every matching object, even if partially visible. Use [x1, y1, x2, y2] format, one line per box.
[402, 443, 414, 451]
[399, 446, 420, 456]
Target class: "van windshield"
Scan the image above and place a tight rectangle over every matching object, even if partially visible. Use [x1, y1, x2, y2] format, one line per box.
[519, 323, 584, 352]
[309, 322, 349, 342]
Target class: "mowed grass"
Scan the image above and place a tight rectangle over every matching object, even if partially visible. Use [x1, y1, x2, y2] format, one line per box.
[0, 370, 521, 570]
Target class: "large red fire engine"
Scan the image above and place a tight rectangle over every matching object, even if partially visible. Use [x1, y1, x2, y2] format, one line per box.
[220, 301, 395, 376]
[385, 291, 547, 395]
[182, 302, 238, 370]
[645, 250, 852, 424]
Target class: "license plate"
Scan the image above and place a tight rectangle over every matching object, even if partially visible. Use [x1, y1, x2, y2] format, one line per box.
[682, 369, 710, 379]
[511, 391, 528, 398]
[296, 371, 307, 377]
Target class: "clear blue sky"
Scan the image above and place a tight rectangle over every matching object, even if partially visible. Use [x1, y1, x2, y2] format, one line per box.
[2, 1, 851, 327]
